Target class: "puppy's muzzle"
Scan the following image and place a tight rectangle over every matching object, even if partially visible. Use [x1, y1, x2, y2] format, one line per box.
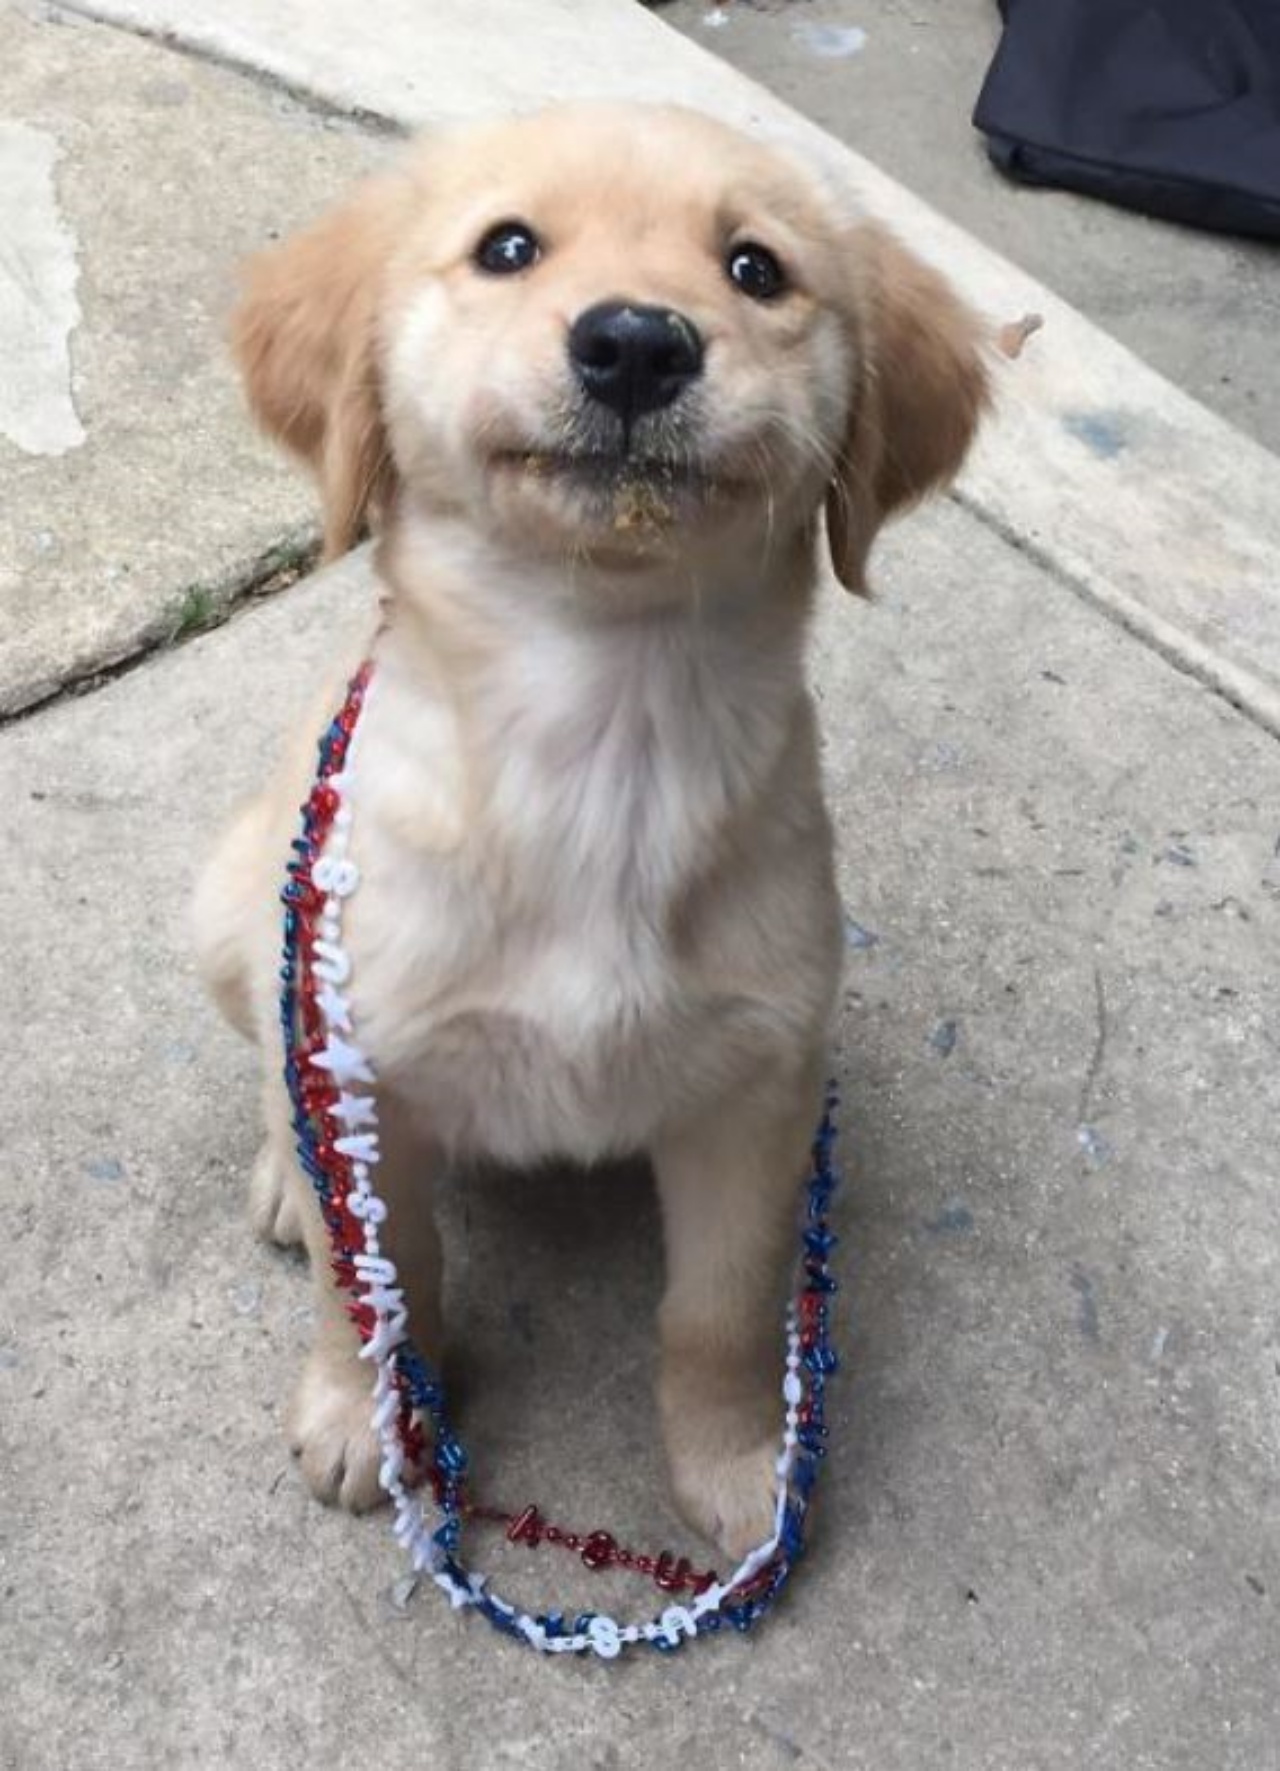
[568, 301, 704, 427]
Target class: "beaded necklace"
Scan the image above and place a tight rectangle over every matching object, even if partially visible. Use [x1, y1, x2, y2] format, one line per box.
[278, 664, 841, 1658]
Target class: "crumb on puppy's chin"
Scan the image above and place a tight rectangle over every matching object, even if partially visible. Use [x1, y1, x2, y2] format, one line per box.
[610, 478, 675, 534]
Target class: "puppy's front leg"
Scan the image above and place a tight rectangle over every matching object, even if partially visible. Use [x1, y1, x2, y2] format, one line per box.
[263, 1081, 444, 1512]
[652, 1063, 823, 1560]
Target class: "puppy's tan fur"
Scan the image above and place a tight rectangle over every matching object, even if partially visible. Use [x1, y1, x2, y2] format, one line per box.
[196, 104, 988, 1555]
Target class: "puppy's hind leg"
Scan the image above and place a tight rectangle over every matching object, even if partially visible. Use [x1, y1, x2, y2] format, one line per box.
[194, 795, 309, 1243]
[191, 794, 275, 1045]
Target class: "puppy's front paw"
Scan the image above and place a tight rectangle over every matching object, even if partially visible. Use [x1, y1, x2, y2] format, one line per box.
[666, 1427, 780, 1562]
[249, 1141, 306, 1248]
[287, 1348, 383, 1512]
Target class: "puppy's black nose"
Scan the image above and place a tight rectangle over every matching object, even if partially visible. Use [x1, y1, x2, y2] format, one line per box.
[568, 301, 703, 423]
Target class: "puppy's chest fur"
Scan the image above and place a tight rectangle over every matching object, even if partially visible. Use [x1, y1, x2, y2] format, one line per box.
[344, 607, 837, 1164]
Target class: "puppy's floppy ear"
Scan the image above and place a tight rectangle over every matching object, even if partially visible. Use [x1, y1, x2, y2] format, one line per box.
[827, 222, 991, 595]
[231, 171, 411, 560]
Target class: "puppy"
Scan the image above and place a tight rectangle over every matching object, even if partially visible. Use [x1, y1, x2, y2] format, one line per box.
[195, 102, 989, 1558]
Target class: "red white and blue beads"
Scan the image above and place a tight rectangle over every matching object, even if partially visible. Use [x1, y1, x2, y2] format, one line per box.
[278, 665, 842, 1658]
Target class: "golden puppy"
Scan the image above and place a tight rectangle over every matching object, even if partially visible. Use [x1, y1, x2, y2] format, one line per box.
[195, 103, 988, 1557]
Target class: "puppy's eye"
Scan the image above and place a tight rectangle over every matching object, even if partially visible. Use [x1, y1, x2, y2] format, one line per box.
[474, 221, 541, 275]
[726, 242, 787, 302]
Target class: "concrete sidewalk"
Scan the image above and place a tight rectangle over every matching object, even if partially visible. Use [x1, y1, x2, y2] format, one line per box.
[2, 3, 1278, 1768]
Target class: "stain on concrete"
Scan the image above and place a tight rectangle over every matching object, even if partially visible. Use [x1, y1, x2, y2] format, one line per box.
[924, 1200, 975, 1236]
[0, 122, 84, 455]
[922, 738, 964, 772]
[750, 1709, 807, 1762]
[1076, 1124, 1112, 1167]
[1210, 895, 1250, 920]
[230, 1281, 262, 1318]
[1076, 966, 1109, 1127]
[843, 914, 879, 950]
[1061, 409, 1129, 460]
[1157, 841, 1197, 868]
[929, 1018, 959, 1057]
[792, 22, 868, 59]
[85, 1156, 124, 1183]
[1070, 1265, 1100, 1341]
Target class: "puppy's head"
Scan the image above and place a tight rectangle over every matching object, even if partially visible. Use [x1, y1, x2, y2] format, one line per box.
[233, 104, 989, 590]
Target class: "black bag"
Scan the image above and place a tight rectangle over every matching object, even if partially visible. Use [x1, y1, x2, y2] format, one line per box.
[973, 0, 1280, 241]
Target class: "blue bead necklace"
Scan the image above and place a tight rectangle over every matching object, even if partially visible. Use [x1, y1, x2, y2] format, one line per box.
[278, 664, 842, 1657]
